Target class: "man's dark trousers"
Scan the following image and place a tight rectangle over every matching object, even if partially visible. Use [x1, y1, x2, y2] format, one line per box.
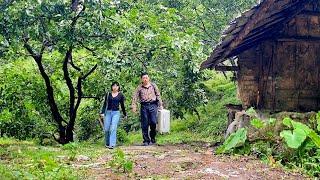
[140, 102, 158, 144]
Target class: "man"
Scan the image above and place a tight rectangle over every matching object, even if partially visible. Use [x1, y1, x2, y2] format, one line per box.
[132, 72, 163, 146]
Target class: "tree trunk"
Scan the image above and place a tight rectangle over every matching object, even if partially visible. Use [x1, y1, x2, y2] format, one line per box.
[66, 126, 74, 143]
[58, 125, 67, 144]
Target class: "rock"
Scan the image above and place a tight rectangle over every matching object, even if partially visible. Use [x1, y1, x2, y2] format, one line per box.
[201, 168, 229, 178]
[225, 110, 250, 138]
[156, 154, 167, 159]
[76, 155, 90, 161]
[73, 162, 102, 168]
[56, 155, 68, 161]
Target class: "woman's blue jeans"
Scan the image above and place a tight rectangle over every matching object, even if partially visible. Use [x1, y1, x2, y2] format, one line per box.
[104, 111, 120, 147]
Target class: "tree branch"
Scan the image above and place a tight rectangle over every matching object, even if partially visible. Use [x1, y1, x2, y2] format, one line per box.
[69, 52, 81, 71]
[77, 40, 97, 55]
[62, 46, 76, 122]
[72, 64, 97, 125]
[82, 64, 98, 80]
[70, 3, 85, 32]
[194, 7, 214, 40]
[23, 40, 40, 60]
[74, 77, 82, 118]
[136, 56, 148, 71]
[24, 40, 65, 131]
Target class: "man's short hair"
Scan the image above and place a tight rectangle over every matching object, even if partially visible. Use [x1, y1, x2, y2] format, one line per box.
[140, 72, 149, 78]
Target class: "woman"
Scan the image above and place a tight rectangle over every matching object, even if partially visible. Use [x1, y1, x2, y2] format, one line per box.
[100, 82, 127, 149]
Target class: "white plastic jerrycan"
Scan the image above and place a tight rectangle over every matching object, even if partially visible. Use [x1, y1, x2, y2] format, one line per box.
[157, 109, 170, 134]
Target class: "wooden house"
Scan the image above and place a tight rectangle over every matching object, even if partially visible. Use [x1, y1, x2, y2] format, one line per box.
[201, 0, 320, 112]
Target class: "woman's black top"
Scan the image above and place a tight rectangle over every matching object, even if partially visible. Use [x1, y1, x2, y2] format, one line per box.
[100, 92, 126, 116]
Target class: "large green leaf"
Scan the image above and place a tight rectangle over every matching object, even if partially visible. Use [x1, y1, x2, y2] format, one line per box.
[282, 117, 292, 128]
[280, 129, 307, 149]
[216, 128, 247, 154]
[281, 118, 320, 149]
[308, 131, 320, 148]
[291, 121, 312, 134]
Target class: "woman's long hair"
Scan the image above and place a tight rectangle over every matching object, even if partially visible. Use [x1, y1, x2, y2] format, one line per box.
[110, 81, 120, 91]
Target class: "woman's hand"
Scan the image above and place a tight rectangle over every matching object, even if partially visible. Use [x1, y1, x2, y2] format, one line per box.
[99, 114, 104, 119]
[132, 106, 137, 114]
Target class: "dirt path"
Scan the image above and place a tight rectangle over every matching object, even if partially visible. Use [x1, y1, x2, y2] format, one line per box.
[78, 144, 306, 179]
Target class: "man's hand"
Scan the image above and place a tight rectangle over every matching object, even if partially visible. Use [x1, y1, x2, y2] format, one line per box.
[99, 114, 104, 119]
[159, 106, 164, 110]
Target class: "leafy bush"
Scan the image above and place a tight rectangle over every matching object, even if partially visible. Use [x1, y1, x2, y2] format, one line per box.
[215, 110, 320, 177]
[0, 60, 54, 140]
[108, 148, 134, 173]
[278, 117, 320, 176]
[61, 142, 79, 161]
[117, 128, 129, 144]
[76, 100, 102, 141]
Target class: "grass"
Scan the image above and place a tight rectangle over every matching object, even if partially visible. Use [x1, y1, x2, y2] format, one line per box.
[0, 132, 211, 180]
[0, 137, 110, 180]
[125, 130, 215, 146]
[0, 128, 218, 179]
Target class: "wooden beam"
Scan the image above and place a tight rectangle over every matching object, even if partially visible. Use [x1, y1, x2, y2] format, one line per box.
[277, 36, 320, 42]
[228, 36, 270, 58]
[300, 10, 320, 16]
[215, 66, 239, 71]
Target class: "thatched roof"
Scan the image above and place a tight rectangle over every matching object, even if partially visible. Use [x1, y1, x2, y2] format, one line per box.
[201, 0, 313, 69]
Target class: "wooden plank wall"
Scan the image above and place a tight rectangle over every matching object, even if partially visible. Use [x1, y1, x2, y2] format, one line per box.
[237, 48, 259, 109]
[237, 0, 320, 112]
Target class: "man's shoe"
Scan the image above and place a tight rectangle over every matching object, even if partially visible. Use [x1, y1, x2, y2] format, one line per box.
[143, 142, 149, 146]
[108, 146, 114, 149]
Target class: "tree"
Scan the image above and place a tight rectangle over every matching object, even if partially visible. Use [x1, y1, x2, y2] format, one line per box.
[0, 0, 258, 142]
[0, 0, 118, 144]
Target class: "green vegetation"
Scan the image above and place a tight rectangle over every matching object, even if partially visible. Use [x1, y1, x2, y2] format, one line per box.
[0, 0, 255, 144]
[1, 0, 318, 178]
[108, 148, 134, 174]
[216, 128, 247, 154]
[0, 138, 90, 179]
[216, 110, 320, 177]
